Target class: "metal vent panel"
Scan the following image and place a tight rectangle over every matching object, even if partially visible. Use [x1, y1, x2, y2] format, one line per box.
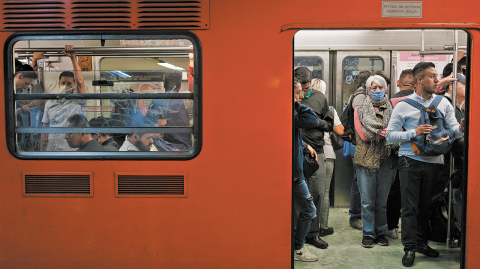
[2, 1, 66, 30]
[2, 0, 209, 30]
[71, 0, 132, 29]
[23, 172, 93, 197]
[115, 172, 187, 198]
[137, 0, 209, 29]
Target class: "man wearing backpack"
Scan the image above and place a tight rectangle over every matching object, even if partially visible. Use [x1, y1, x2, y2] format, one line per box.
[386, 62, 465, 267]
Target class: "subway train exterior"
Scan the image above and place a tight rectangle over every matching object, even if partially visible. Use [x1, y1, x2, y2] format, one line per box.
[0, 0, 477, 268]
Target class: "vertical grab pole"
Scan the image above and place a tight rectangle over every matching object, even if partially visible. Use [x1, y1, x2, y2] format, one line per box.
[421, 30, 425, 62]
[447, 29, 459, 248]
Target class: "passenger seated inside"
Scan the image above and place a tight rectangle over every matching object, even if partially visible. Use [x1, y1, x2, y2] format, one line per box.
[64, 114, 105, 152]
[144, 107, 179, 152]
[88, 116, 120, 151]
[119, 132, 155, 152]
[41, 45, 87, 151]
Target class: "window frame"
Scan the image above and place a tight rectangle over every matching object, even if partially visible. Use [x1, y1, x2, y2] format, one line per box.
[5, 31, 202, 160]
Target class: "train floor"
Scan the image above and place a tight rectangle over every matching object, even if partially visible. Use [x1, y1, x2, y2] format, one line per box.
[294, 208, 461, 269]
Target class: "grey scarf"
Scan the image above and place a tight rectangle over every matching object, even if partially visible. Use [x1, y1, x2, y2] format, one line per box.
[358, 94, 393, 139]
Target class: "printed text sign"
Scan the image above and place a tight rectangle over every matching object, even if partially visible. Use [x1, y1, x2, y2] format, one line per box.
[382, 1, 422, 18]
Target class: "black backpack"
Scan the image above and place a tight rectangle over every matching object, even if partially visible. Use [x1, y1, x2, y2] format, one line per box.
[339, 89, 365, 145]
[429, 190, 461, 243]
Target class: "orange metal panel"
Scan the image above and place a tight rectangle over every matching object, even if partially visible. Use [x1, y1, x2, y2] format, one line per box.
[0, 0, 480, 268]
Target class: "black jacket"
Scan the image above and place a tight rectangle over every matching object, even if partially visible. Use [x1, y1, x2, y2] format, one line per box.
[301, 90, 333, 153]
[78, 140, 105, 152]
[101, 137, 120, 151]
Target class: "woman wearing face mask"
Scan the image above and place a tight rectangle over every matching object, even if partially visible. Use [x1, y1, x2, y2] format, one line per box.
[353, 75, 395, 248]
[40, 45, 87, 151]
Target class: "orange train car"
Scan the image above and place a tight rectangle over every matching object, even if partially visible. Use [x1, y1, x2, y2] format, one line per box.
[0, 0, 477, 268]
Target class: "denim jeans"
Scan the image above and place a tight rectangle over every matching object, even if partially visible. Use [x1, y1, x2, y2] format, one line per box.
[349, 159, 362, 220]
[356, 158, 394, 239]
[398, 156, 442, 251]
[293, 179, 317, 250]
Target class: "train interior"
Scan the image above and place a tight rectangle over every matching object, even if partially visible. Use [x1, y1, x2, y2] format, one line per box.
[293, 29, 467, 268]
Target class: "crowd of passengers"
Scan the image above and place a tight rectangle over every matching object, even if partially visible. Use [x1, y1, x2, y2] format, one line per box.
[293, 60, 466, 267]
[14, 46, 195, 152]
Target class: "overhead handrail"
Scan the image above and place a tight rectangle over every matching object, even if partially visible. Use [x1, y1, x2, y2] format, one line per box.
[14, 46, 192, 57]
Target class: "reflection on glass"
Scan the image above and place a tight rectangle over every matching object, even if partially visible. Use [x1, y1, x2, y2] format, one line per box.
[294, 57, 323, 80]
[342, 57, 384, 109]
[13, 38, 196, 155]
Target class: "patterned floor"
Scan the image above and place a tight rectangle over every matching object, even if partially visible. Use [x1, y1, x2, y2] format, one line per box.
[294, 208, 461, 269]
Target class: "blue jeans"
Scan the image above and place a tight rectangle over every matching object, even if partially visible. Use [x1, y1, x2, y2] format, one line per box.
[293, 179, 317, 250]
[356, 159, 394, 239]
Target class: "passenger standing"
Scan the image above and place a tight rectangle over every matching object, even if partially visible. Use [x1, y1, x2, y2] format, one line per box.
[162, 72, 192, 151]
[294, 67, 332, 249]
[311, 78, 341, 237]
[347, 70, 371, 230]
[321, 106, 344, 236]
[41, 45, 87, 151]
[386, 62, 464, 267]
[14, 64, 39, 151]
[292, 77, 320, 262]
[353, 75, 394, 248]
[385, 69, 414, 239]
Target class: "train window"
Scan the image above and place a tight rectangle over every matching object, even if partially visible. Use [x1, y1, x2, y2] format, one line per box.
[8, 35, 201, 159]
[294, 56, 324, 80]
[342, 56, 384, 107]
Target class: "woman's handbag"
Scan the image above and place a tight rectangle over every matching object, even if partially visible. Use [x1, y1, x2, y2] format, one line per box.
[330, 131, 344, 150]
[303, 146, 319, 180]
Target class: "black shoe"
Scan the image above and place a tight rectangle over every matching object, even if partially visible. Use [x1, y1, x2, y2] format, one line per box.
[305, 236, 328, 249]
[374, 234, 389, 246]
[402, 250, 415, 267]
[416, 242, 439, 258]
[361, 236, 374, 248]
[319, 227, 334, 237]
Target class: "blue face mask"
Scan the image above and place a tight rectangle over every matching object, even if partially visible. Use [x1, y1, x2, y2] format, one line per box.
[370, 90, 385, 101]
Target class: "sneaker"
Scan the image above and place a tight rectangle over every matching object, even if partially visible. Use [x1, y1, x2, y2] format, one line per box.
[385, 228, 398, 239]
[361, 236, 374, 248]
[319, 227, 334, 237]
[294, 246, 319, 262]
[374, 234, 389, 246]
[349, 218, 363, 230]
[416, 242, 439, 258]
[305, 236, 328, 249]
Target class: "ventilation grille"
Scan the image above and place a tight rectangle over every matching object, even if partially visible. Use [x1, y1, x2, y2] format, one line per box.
[71, 0, 131, 29]
[137, 0, 208, 29]
[2, 0, 209, 30]
[2, 1, 66, 30]
[116, 173, 187, 197]
[23, 172, 93, 197]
